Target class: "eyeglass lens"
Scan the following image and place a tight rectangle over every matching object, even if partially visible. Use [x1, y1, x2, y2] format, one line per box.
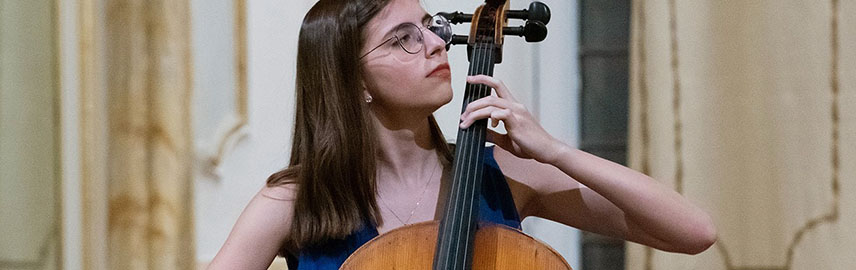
[395, 24, 424, 54]
[394, 14, 452, 55]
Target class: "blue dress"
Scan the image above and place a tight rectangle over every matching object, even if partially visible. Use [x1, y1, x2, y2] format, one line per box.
[286, 146, 520, 270]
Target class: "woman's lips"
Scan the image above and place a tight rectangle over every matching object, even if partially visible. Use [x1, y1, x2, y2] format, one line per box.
[428, 63, 451, 78]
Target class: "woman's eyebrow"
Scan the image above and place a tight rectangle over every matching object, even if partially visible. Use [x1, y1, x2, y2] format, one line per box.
[378, 13, 433, 40]
[381, 24, 403, 39]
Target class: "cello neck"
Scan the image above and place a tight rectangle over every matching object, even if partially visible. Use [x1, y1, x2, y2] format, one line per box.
[433, 41, 497, 270]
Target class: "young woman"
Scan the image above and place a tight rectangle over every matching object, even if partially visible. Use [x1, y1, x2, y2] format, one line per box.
[207, 0, 716, 269]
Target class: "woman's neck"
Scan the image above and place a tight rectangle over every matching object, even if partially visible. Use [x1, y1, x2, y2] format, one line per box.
[370, 109, 439, 186]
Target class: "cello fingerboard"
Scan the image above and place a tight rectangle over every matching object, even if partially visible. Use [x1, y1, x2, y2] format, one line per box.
[433, 42, 496, 270]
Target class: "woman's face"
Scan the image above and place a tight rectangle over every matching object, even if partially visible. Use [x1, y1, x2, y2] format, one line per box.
[361, 0, 453, 117]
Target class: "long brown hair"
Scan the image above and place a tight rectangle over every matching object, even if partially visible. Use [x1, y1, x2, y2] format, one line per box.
[267, 0, 453, 249]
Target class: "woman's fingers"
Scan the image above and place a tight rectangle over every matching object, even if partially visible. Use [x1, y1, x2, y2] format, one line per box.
[460, 76, 523, 130]
[467, 75, 517, 102]
[461, 75, 560, 162]
[463, 95, 511, 116]
[460, 105, 512, 129]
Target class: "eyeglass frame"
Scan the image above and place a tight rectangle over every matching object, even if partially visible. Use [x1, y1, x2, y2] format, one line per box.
[359, 14, 451, 60]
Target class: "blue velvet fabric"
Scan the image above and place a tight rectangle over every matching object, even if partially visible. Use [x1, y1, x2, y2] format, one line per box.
[287, 146, 520, 270]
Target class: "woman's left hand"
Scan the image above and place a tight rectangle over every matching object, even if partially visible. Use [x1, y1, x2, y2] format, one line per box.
[460, 75, 565, 164]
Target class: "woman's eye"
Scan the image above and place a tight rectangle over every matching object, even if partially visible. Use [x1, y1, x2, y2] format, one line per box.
[399, 33, 413, 43]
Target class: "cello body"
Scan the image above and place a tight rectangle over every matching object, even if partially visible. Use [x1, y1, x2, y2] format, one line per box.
[340, 221, 571, 269]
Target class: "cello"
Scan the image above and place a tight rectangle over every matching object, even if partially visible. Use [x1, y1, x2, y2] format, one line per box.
[340, 1, 571, 269]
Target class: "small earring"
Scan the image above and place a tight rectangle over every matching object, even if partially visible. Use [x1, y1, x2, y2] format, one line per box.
[365, 95, 373, 103]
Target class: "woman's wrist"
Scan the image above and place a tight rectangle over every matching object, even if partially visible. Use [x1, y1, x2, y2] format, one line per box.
[538, 138, 572, 166]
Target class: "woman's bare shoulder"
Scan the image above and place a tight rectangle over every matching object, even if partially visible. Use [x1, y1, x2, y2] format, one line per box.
[259, 182, 299, 202]
[207, 182, 299, 269]
[247, 183, 298, 237]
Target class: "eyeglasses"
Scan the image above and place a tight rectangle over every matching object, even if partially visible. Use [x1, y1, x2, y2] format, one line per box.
[360, 14, 452, 59]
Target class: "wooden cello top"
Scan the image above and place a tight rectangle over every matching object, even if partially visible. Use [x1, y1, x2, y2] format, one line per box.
[340, 221, 572, 270]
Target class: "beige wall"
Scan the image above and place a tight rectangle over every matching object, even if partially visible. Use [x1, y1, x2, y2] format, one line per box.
[626, 1, 856, 269]
[0, 0, 61, 269]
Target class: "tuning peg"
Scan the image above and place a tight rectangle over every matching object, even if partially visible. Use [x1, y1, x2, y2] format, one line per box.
[436, 11, 472, 25]
[503, 20, 547, 42]
[505, 1, 551, 25]
[450, 35, 469, 45]
[444, 34, 469, 50]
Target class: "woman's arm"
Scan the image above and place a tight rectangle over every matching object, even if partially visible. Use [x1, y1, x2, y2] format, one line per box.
[206, 185, 296, 270]
[495, 146, 716, 254]
[460, 75, 716, 254]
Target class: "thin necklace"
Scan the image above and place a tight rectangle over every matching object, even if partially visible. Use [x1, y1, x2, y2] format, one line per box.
[378, 159, 441, 226]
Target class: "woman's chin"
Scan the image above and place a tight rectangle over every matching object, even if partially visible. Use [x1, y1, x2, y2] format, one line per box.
[441, 91, 453, 105]
[437, 84, 454, 104]
[423, 95, 453, 115]
[409, 85, 453, 113]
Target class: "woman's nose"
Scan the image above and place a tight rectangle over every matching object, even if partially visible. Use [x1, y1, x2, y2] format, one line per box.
[423, 29, 447, 57]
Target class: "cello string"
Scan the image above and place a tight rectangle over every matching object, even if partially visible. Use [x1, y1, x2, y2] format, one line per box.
[454, 19, 493, 269]
[463, 35, 487, 269]
[440, 8, 499, 268]
[440, 23, 482, 269]
[463, 37, 492, 269]
[472, 21, 494, 266]
[473, 23, 495, 265]
[448, 29, 480, 270]
[449, 39, 478, 268]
